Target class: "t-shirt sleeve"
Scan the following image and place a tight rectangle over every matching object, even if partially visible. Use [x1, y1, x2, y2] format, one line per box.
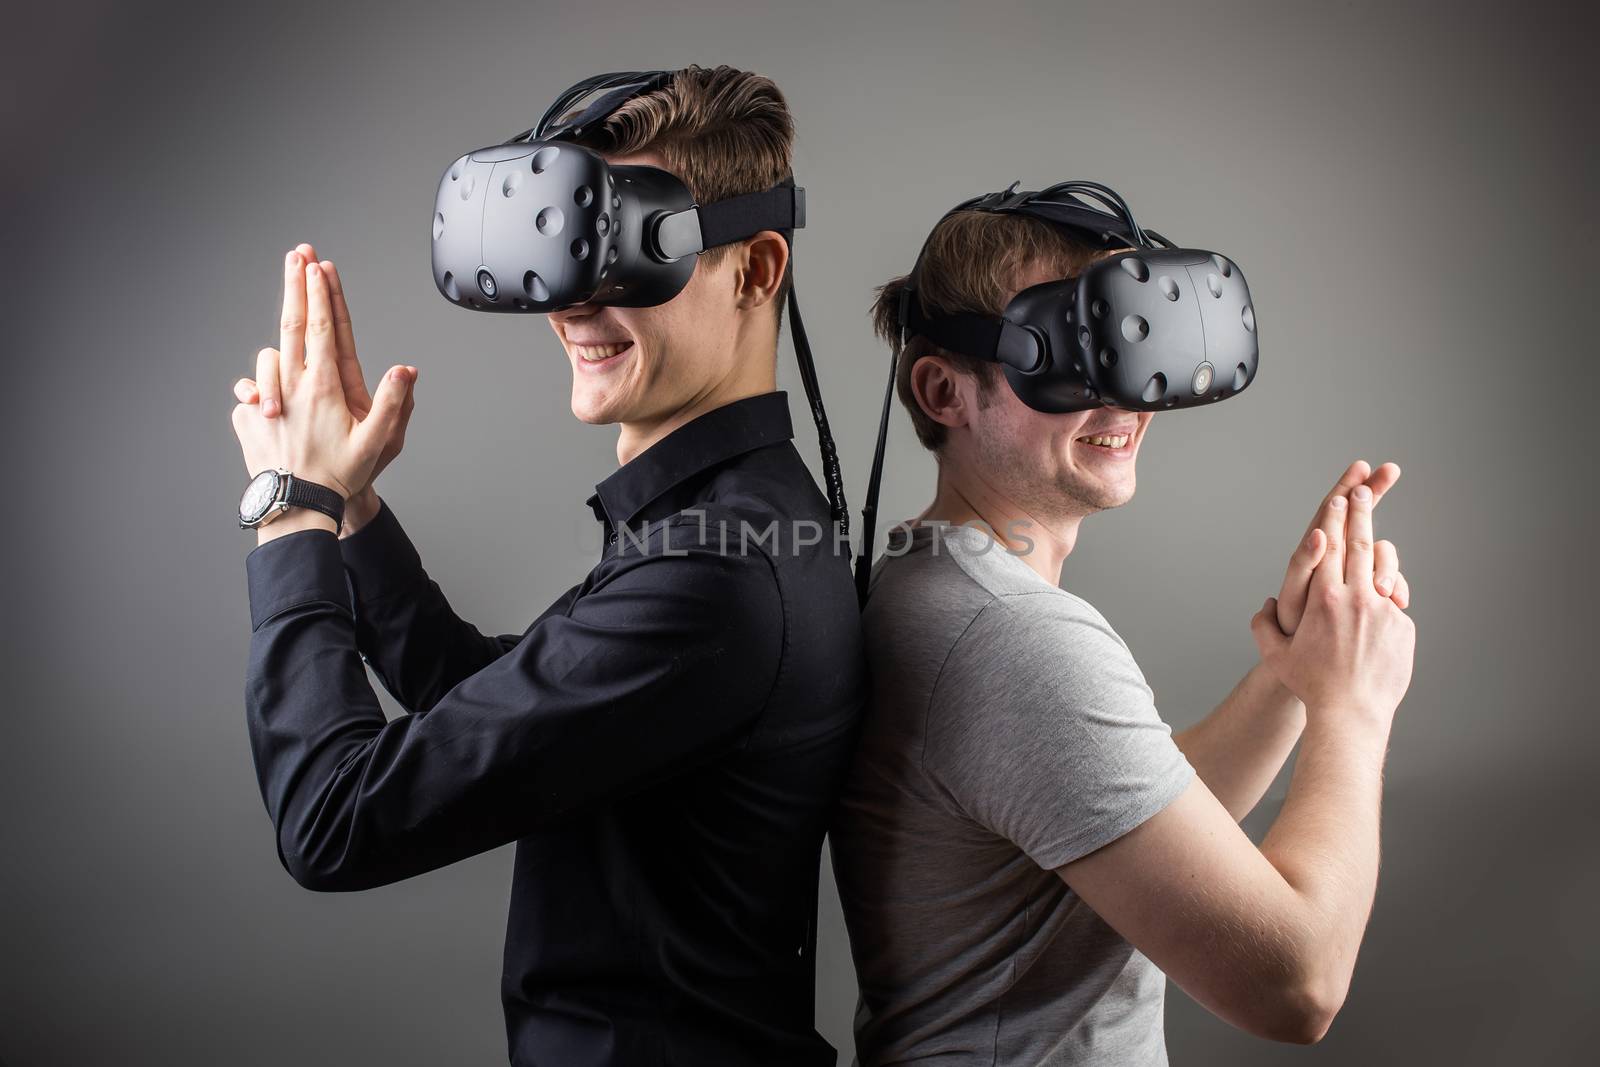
[921, 591, 1195, 871]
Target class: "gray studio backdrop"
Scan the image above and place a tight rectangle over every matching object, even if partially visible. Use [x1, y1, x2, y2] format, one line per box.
[5, 0, 1594, 1063]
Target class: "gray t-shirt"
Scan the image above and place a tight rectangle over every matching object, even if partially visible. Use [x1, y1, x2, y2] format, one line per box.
[830, 522, 1195, 1066]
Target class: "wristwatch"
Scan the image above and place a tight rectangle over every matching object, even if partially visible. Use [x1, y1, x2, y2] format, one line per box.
[239, 467, 345, 530]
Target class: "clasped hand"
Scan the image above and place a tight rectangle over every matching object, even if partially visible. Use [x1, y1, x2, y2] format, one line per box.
[1255, 460, 1417, 717]
[230, 244, 418, 532]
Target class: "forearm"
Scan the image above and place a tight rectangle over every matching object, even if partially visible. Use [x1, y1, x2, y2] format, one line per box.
[1258, 708, 1391, 1011]
[1173, 661, 1306, 821]
[338, 494, 518, 713]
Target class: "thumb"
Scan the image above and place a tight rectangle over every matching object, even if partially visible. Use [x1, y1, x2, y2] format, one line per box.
[1250, 596, 1291, 663]
[357, 365, 413, 446]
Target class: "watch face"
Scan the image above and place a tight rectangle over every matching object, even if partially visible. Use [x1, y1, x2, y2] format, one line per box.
[239, 469, 282, 524]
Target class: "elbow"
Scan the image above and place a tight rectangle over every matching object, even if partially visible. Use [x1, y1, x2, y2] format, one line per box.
[1253, 973, 1347, 1045]
[277, 834, 369, 893]
[281, 850, 345, 893]
[1205, 952, 1347, 1044]
[284, 859, 344, 893]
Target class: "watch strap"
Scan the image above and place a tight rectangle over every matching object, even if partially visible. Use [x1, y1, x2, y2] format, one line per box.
[282, 473, 345, 528]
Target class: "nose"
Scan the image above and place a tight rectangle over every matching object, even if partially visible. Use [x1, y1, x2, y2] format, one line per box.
[548, 302, 598, 323]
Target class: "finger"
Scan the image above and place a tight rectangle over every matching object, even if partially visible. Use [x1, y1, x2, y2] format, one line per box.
[280, 250, 307, 388]
[1300, 460, 1370, 544]
[1344, 482, 1375, 586]
[256, 346, 282, 418]
[233, 377, 259, 404]
[303, 261, 338, 377]
[1336, 459, 1371, 493]
[320, 259, 372, 413]
[399, 365, 416, 424]
[1392, 572, 1411, 610]
[1313, 491, 1348, 593]
[356, 365, 414, 453]
[1373, 539, 1399, 599]
[1276, 527, 1326, 632]
[1364, 462, 1402, 510]
[1250, 597, 1291, 662]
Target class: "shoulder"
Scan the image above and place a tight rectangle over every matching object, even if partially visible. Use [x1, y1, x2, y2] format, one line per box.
[926, 583, 1153, 754]
[596, 510, 784, 632]
[950, 582, 1134, 676]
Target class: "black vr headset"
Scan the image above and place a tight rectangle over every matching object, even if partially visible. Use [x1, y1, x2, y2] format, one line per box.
[856, 180, 1260, 603]
[431, 69, 845, 530]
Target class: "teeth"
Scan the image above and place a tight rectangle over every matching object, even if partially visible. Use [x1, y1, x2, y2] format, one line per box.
[1079, 434, 1129, 448]
[575, 342, 630, 362]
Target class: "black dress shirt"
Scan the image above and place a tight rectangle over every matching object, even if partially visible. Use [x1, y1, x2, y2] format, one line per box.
[242, 390, 865, 1067]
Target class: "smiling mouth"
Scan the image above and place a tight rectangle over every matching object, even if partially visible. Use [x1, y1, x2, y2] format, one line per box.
[1076, 432, 1131, 449]
[572, 341, 633, 363]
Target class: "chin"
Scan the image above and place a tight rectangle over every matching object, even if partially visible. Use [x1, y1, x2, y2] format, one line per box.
[1099, 470, 1139, 504]
[569, 388, 621, 426]
[1104, 484, 1137, 509]
[1063, 474, 1137, 513]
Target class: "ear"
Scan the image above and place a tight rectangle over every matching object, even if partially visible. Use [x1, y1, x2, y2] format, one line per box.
[733, 230, 790, 312]
[909, 355, 974, 434]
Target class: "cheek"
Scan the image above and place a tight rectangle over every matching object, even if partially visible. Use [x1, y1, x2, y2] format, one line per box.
[1016, 411, 1078, 458]
[606, 311, 655, 353]
[1049, 415, 1097, 460]
[684, 260, 741, 319]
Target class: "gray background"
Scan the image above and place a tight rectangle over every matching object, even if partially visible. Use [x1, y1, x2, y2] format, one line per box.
[4, 0, 1594, 1063]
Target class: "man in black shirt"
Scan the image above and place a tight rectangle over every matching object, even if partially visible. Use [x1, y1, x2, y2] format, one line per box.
[228, 66, 864, 1066]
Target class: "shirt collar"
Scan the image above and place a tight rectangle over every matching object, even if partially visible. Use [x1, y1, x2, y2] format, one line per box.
[585, 391, 794, 528]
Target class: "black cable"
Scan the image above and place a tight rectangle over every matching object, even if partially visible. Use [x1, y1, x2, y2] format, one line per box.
[1046, 181, 1143, 237]
[786, 286, 849, 538]
[535, 71, 649, 140]
[504, 70, 673, 145]
[854, 340, 901, 607]
[533, 72, 615, 137]
[1029, 181, 1149, 247]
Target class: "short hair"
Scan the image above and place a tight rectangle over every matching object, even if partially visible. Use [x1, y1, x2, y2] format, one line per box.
[565, 65, 796, 317]
[869, 211, 1114, 450]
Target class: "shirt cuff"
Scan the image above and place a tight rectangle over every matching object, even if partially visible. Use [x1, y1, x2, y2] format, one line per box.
[245, 527, 352, 631]
[337, 496, 426, 605]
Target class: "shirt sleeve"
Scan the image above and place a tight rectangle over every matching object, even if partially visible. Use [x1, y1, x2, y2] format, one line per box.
[921, 591, 1194, 872]
[336, 497, 529, 714]
[242, 516, 783, 892]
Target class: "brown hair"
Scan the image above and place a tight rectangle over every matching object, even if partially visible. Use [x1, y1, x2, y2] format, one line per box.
[869, 211, 1114, 450]
[564, 65, 796, 316]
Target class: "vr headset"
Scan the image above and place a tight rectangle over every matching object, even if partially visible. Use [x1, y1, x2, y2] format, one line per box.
[431, 69, 845, 530]
[857, 180, 1259, 603]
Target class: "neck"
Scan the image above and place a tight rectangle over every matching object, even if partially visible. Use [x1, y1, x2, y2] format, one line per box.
[615, 339, 778, 466]
[916, 455, 1082, 586]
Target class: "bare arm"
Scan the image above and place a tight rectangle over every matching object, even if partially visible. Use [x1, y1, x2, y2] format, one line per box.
[1171, 661, 1304, 821]
[1058, 482, 1415, 1044]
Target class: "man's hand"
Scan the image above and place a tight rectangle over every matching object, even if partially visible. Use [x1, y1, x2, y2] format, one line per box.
[1252, 482, 1417, 724]
[1274, 460, 1410, 635]
[231, 247, 415, 539]
[232, 243, 416, 537]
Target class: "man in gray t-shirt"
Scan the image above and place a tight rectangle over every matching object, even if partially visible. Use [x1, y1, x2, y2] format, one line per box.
[831, 200, 1416, 1065]
[832, 522, 1192, 1065]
